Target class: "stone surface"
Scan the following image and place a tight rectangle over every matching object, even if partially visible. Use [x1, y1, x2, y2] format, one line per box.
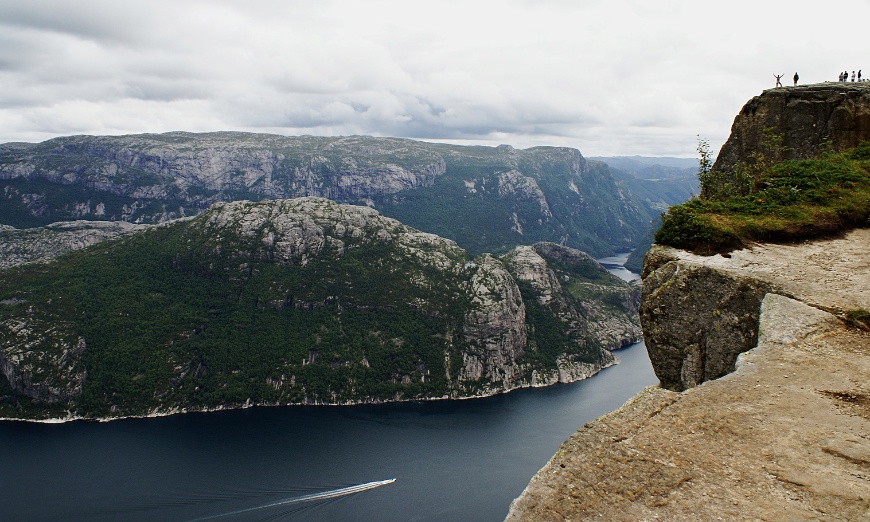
[0, 220, 151, 269]
[646, 229, 870, 314]
[507, 229, 870, 521]
[640, 257, 769, 391]
[460, 253, 528, 388]
[641, 229, 870, 391]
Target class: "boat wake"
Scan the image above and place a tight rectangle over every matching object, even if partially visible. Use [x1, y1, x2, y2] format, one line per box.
[187, 479, 396, 521]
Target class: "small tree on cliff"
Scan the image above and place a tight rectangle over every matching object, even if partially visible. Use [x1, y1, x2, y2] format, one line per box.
[696, 135, 715, 199]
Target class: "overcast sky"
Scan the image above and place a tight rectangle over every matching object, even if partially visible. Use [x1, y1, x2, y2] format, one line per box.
[1, 1, 868, 157]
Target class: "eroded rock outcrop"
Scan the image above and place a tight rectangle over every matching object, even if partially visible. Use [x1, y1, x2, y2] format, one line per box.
[459, 254, 528, 388]
[640, 231, 870, 390]
[508, 84, 870, 521]
[639, 248, 770, 391]
[713, 83, 870, 174]
[0, 318, 86, 403]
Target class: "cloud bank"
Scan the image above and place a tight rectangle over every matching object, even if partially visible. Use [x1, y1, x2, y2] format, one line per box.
[1, 0, 868, 156]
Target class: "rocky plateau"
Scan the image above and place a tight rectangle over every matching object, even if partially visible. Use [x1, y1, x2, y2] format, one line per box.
[508, 229, 870, 521]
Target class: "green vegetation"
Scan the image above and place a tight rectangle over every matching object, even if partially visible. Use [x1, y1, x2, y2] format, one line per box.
[845, 309, 870, 330]
[0, 215, 467, 417]
[0, 202, 637, 419]
[374, 150, 653, 257]
[655, 142, 870, 254]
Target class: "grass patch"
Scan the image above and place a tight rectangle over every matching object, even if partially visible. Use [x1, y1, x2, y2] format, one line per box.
[655, 144, 870, 254]
[844, 309, 870, 330]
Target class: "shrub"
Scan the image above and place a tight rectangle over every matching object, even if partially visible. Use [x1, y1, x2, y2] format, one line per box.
[656, 143, 870, 254]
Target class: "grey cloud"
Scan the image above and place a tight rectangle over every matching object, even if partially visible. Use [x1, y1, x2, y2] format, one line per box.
[5, 1, 867, 157]
[229, 88, 600, 144]
[121, 79, 211, 103]
[0, 1, 152, 47]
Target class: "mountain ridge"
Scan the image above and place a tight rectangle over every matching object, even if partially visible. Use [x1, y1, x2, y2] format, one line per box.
[0, 132, 656, 257]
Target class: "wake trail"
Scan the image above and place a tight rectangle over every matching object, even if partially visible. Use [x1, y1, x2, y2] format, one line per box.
[187, 479, 396, 521]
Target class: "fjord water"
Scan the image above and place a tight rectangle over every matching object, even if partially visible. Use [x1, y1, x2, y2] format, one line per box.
[596, 251, 641, 282]
[0, 255, 656, 522]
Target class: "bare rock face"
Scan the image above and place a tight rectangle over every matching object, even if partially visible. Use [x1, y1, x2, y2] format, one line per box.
[0, 132, 657, 260]
[0, 220, 151, 269]
[508, 229, 870, 521]
[640, 230, 870, 391]
[0, 133, 446, 202]
[640, 246, 770, 391]
[507, 243, 642, 353]
[0, 317, 86, 403]
[713, 83, 870, 174]
[502, 245, 565, 306]
[496, 170, 552, 219]
[459, 254, 528, 389]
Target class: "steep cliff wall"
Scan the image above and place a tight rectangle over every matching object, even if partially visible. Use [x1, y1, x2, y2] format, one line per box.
[0, 132, 655, 257]
[640, 231, 870, 391]
[509, 84, 870, 521]
[713, 83, 870, 174]
[507, 229, 870, 520]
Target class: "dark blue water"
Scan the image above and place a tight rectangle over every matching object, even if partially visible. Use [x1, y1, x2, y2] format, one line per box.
[0, 257, 656, 522]
[597, 251, 640, 283]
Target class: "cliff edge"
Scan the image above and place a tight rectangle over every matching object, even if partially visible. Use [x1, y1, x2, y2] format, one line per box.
[714, 82, 870, 174]
[507, 229, 869, 520]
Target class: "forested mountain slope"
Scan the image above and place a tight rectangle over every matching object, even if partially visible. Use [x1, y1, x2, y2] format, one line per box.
[0, 198, 640, 420]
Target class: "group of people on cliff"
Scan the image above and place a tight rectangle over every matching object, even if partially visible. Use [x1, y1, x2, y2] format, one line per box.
[776, 70, 865, 87]
[839, 70, 862, 82]
[773, 73, 799, 87]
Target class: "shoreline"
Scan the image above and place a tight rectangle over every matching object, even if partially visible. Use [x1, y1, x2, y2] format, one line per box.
[0, 342, 645, 424]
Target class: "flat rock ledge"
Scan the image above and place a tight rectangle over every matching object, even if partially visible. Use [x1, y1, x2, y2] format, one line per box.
[507, 230, 870, 521]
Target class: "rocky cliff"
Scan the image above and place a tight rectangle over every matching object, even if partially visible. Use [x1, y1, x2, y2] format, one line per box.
[640, 235, 869, 391]
[0, 198, 640, 420]
[0, 220, 151, 269]
[507, 229, 870, 521]
[507, 83, 870, 520]
[713, 83, 870, 174]
[0, 132, 655, 257]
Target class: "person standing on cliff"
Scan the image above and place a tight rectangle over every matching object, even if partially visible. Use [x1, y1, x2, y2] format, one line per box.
[852, 71, 857, 82]
[859, 70, 863, 82]
[774, 74, 784, 87]
[793, 72, 799, 86]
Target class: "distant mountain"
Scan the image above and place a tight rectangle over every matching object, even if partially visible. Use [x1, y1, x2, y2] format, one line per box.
[587, 156, 698, 175]
[588, 156, 699, 211]
[588, 156, 699, 272]
[0, 198, 640, 420]
[0, 132, 657, 258]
